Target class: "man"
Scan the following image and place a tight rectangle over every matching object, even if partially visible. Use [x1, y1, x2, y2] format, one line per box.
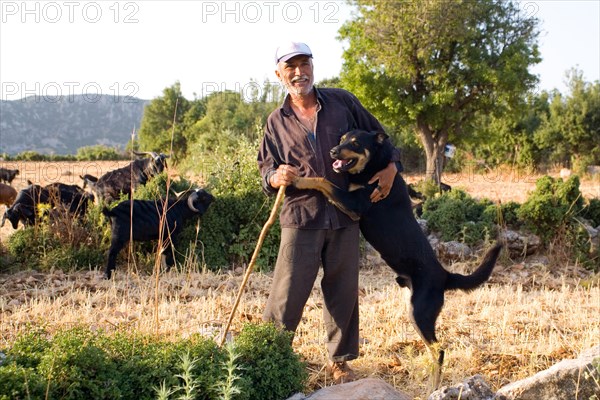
[257, 41, 400, 384]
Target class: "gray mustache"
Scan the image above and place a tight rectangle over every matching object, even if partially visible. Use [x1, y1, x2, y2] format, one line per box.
[291, 75, 309, 83]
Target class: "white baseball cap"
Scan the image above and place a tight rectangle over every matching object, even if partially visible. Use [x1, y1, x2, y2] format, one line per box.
[275, 42, 313, 65]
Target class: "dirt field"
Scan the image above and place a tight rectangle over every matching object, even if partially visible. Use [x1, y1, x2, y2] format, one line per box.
[0, 161, 599, 398]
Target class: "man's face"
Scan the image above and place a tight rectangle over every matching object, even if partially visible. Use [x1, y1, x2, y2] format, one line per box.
[276, 55, 314, 97]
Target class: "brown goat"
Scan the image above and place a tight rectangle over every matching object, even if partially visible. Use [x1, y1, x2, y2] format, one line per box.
[0, 183, 17, 207]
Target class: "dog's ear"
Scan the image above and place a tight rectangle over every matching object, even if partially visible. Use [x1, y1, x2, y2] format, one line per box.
[373, 131, 389, 144]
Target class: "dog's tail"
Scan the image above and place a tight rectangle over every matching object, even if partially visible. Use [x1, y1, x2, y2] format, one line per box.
[445, 243, 502, 291]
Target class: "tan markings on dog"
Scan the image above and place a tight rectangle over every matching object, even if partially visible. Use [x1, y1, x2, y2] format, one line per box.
[293, 176, 360, 221]
[339, 147, 369, 174]
[351, 148, 369, 173]
[348, 183, 364, 192]
[339, 148, 370, 174]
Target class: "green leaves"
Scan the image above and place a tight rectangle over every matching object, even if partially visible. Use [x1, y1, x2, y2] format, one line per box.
[1, 325, 306, 400]
[339, 0, 541, 180]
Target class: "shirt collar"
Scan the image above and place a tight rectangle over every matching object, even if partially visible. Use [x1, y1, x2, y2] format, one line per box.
[281, 86, 323, 117]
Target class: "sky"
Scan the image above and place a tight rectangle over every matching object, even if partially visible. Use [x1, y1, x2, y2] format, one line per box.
[0, 0, 599, 102]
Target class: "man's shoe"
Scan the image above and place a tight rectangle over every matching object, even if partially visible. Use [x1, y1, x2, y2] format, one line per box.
[327, 361, 357, 384]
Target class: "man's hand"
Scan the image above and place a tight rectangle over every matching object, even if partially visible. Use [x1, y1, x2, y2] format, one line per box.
[270, 164, 299, 189]
[369, 162, 397, 202]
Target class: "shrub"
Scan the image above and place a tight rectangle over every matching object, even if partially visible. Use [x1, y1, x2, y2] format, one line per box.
[517, 175, 584, 242]
[6, 327, 51, 369]
[0, 325, 307, 400]
[517, 175, 598, 270]
[421, 189, 497, 246]
[413, 179, 445, 199]
[185, 138, 281, 271]
[76, 145, 127, 161]
[582, 198, 600, 227]
[37, 328, 122, 399]
[0, 364, 46, 400]
[234, 323, 307, 400]
[5, 204, 109, 272]
[498, 201, 522, 228]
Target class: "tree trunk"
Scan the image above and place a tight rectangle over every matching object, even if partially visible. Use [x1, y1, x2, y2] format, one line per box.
[416, 121, 448, 186]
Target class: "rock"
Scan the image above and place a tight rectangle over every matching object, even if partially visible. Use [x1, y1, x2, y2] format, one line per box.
[300, 378, 411, 400]
[494, 345, 600, 400]
[583, 223, 598, 239]
[7, 299, 21, 307]
[498, 229, 541, 257]
[417, 218, 429, 235]
[362, 242, 383, 266]
[428, 234, 441, 251]
[559, 168, 571, 179]
[582, 221, 600, 253]
[286, 393, 306, 400]
[437, 241, 472, 262]
[428, 375, 495, 400]
[587, 165, 600, 176]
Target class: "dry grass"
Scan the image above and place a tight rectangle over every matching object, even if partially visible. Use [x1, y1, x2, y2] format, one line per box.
[0, 263, 598, 399]
[0, 161, 599, 398]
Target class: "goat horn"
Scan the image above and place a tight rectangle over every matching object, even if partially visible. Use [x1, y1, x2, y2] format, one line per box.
[187, 190, 200, 212]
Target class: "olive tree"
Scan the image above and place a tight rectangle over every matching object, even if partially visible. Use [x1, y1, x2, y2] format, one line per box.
[339, 0, 541, 182]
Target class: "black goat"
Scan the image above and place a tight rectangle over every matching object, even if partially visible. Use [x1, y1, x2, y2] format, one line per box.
[87, 151, 169, 203]
[0, 168, 19, 184]
[1, 182, 93, 229]
[45, 182, 95, 217]
[101, 189, 214, 279]
[1, 183, 49, 228]
[80, 174, 98, 189]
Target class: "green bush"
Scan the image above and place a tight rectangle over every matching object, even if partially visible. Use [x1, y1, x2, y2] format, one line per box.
[234, 323, 308, 400]
[5, 204, 109, 272]
[421, 189, 497, 246]
[38, 328, 122, 399]
[10, 151, 76, 161]
[76, 145, 127, 161]
[0, 364, 46, 400]
[0, 324, 307, 400]
[6, 327, 51, 369]
[185, 138, 281, 271]
[517, 175, 584, 242]
[516, 175, 598, 270]
[498, 201, 522, 228]
[582, 198, 600, 227]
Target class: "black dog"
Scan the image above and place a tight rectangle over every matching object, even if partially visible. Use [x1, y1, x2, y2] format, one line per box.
[294, 130, 502, 388]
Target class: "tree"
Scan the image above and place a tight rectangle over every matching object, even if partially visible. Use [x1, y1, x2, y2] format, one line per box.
[467, 91, 550, 169]
[185, 82, 282, 151]
[339, 0, 540, 182]
[534, 70, 600, 171]
[137, 82, 199, 161]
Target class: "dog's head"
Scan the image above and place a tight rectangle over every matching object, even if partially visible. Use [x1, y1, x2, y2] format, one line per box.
[330, 130, 389, 174]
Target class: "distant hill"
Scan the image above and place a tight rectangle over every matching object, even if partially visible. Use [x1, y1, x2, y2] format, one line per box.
[0, 95, 149, 155]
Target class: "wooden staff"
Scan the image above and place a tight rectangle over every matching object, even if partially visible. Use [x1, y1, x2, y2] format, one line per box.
[219, 185, 285, 346]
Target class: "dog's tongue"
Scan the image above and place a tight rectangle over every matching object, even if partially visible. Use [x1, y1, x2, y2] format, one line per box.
[333, 159, 348, 169]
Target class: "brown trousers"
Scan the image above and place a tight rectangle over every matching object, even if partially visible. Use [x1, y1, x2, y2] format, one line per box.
[263, 225, 360, 362]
